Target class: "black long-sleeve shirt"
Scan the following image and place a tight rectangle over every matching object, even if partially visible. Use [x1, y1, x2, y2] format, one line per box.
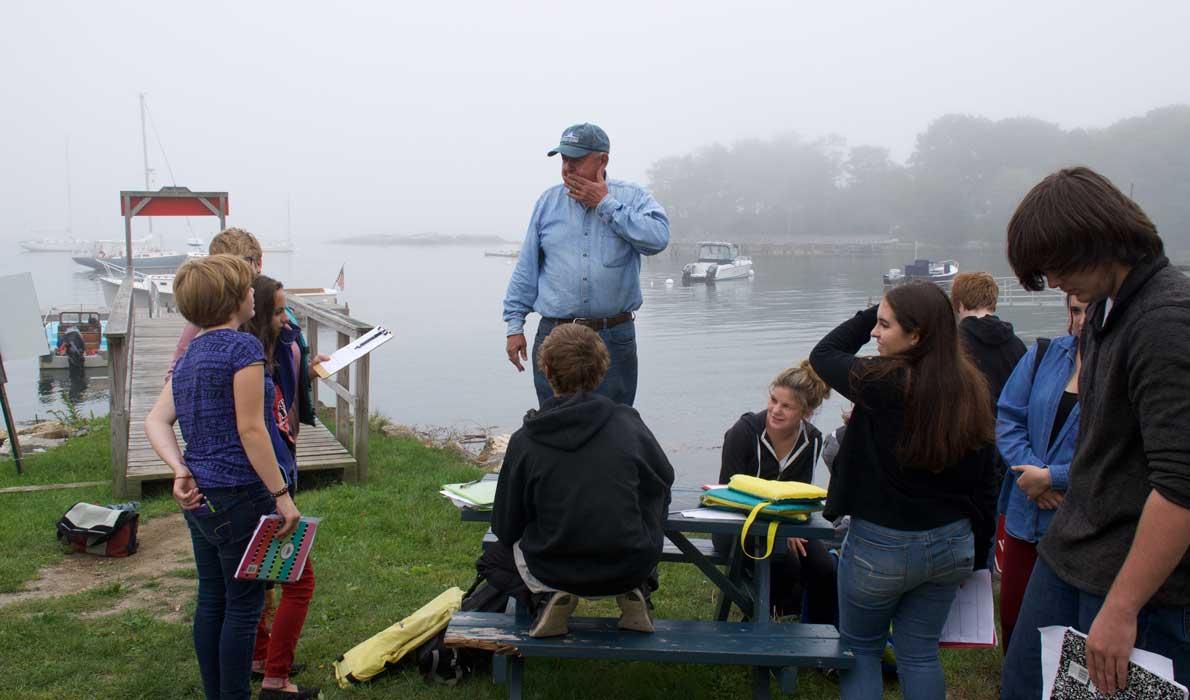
[809, 305, 999, 566]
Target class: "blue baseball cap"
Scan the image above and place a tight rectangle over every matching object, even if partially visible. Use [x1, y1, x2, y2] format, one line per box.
[547, 123, 610, 158]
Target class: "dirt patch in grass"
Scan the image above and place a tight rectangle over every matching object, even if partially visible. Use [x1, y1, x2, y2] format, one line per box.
[0, 512, 195, 622]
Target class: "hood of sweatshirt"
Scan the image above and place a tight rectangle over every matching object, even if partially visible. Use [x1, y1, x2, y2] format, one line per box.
[737, 410, 824, 453]
[521, 392, 617, 451]
[961, 315, 1019, 346]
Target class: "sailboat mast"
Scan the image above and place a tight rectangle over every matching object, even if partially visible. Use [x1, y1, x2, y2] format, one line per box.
[287, 197, 292, 246]
[65, 137, 73, 236]
[139, 93, 153, 237]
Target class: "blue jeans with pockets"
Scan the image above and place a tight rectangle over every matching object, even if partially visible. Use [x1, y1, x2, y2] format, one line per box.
[184, 482, 275, 700]
[837, 517, 974, 700]
[1001, 556, 1190, 698]
[532, 317, 638, 406]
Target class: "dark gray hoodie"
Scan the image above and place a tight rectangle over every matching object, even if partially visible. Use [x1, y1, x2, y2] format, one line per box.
[1039, 256, 1190, 605]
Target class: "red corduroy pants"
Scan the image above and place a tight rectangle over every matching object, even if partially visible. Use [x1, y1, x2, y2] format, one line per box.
[253, 558, 316, 678]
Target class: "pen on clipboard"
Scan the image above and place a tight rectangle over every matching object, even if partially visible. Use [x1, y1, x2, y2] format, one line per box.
[354, 328, 389, 351]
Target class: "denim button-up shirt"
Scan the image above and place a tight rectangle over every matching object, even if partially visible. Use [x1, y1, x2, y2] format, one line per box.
[996, 334, 1081, 542]
[502, 179, 669, 336]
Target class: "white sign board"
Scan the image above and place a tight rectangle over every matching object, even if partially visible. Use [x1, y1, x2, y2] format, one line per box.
[0, 273, 51, 361]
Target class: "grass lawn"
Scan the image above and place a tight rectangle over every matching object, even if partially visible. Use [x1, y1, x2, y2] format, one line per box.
[0, 422, 1002, 699]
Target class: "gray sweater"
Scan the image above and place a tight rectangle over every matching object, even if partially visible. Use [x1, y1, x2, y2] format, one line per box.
[1038, 256, 1190, 606]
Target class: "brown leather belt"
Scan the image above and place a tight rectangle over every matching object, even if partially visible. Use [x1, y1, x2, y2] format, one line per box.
[544, 312, 634, 330]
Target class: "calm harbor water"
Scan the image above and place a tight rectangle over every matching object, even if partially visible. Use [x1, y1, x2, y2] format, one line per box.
[4, 243, 1070, 488]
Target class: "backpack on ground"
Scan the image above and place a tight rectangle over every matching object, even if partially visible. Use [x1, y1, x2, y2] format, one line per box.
[415, 576, 511, 684]
[56, 502, 139, 557]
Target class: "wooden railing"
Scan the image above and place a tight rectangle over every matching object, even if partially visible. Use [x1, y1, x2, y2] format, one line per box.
[286, 295, 373, 482]
[105, 278, 136, 498]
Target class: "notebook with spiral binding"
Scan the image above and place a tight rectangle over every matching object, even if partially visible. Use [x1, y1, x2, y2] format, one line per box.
[234, 515, 320, 583]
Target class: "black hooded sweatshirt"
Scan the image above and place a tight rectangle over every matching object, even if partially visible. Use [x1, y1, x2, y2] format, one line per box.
[491, 393, 674, 597]
[959, 315, 1026, 407]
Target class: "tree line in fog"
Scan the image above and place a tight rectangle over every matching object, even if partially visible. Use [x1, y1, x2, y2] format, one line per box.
[647, 105, 1190, 251]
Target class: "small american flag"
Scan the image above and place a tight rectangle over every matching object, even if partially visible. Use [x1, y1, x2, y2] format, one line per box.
[333, 264, 345, 292]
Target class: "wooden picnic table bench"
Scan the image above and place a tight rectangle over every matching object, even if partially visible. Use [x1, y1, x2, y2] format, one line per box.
[451, 483, 854, 699]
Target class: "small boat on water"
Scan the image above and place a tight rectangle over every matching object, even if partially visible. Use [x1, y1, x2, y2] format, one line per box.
[682, 241, 753, 284]
[40, 308, 109, 370]
[882, 258, 960, 286]
[483, 247, 520, 258]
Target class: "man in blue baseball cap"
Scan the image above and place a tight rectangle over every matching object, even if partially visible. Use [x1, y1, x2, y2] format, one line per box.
[502, 123, 670, 407]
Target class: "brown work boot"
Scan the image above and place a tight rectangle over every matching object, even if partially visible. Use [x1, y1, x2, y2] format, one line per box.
[615, 588, 654, 633]
[528, 592, 578, 638]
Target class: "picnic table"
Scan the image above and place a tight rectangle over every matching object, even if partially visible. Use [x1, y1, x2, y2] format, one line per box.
[447, 481, 854, 699]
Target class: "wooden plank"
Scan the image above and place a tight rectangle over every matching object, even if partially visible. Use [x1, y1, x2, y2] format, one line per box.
[0, 481, 106, 495]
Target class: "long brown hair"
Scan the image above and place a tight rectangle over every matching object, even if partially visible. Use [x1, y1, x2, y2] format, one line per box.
[240, 275, 284, 370]
[855, 281, 994, 472]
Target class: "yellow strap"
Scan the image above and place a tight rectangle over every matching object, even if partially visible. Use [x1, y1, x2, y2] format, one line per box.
[739, 501, 779, 560]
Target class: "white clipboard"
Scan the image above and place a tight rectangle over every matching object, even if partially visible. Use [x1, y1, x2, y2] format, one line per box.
[312, 326, 393, 378]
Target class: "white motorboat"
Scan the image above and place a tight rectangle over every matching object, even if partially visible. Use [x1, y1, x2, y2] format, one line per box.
[97, 263, 176, 311]
[682, 241, 753, 284]
[483, 247, 520, 258]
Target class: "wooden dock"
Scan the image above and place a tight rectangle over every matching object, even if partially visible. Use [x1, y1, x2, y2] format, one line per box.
[107, 281, 363, 498]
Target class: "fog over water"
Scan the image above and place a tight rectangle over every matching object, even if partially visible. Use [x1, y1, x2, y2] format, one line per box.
[1, 245, 1070, 488]
[3, 2, 1187, 484]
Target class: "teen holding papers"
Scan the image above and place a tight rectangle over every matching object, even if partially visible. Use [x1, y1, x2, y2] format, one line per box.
[810, 281, 999, 700]
[240, 274, 320, 700]
[144, 255, 301, 700]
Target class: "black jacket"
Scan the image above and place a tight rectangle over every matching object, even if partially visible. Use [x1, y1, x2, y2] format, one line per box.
[809, 305, 999, 568]
[491, 393, 674, 597]
[718, 411, 824, 485]
[714, 411, 823, 553]
[959, 315, 1026, 407]
[1040, 256, 1190, 605]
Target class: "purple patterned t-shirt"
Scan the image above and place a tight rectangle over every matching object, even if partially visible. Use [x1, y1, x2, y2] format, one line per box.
[172, 329, 267, 488]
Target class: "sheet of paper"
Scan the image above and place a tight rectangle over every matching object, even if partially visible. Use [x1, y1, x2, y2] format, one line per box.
[940, 568, 996, 647]
[1042, 625, 1186, 699]
[679, 507, 747, 522]
[313, 326, 393, 378]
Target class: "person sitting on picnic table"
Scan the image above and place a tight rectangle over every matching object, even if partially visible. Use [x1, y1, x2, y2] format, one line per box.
[713, 361, 838, 623]
[483, 323, 675, 638]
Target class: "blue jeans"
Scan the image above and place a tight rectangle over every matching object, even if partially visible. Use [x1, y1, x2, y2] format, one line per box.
[837, 517, 974, 700]
[1001, 556, 1190, 699]
[184, 483, 275, 700]
[532, 318, 638, 406]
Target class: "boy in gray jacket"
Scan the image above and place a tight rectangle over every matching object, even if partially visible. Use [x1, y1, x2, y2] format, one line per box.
[1001, 167, 1190, 697]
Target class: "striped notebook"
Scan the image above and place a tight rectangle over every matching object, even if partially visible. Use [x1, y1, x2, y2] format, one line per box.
[234, 515, 320, 583]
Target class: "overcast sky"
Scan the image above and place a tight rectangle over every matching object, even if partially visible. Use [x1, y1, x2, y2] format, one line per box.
[3, 0, 1188, 245]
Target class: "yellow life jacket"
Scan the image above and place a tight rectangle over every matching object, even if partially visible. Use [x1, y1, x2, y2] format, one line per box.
[333, 586, 464, 687]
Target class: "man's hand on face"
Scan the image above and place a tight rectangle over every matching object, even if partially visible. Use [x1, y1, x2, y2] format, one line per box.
[564, 168, 608, 209]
